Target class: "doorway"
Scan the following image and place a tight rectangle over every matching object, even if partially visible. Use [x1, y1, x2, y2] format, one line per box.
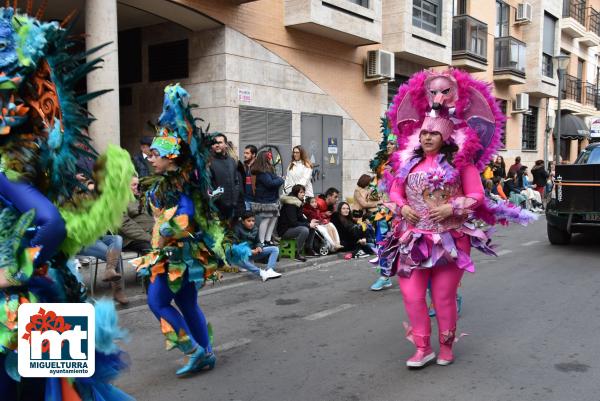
[300, 113, 343, 195]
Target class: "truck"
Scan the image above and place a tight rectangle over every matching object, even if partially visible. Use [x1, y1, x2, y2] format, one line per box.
[546, 142, 600, 244]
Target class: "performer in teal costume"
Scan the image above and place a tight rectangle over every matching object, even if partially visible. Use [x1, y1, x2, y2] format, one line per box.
[132, 84, 250, 376]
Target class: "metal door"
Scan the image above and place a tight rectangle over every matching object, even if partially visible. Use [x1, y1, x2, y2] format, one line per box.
[301, 113, 343, 195]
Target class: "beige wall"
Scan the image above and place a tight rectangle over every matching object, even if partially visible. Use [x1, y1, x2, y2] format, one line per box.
[173, 0, 382, 140]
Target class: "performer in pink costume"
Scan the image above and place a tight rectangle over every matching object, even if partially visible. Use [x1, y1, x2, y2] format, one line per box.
[380, 69, 535, 368]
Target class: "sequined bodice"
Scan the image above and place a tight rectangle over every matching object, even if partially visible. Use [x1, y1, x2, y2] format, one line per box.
[405, 170, 466, 232]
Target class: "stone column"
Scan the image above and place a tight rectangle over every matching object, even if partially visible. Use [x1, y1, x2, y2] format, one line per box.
[85, 0, 120, 153]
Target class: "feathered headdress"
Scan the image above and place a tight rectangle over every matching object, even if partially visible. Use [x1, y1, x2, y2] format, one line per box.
[386, 69, 506, 173]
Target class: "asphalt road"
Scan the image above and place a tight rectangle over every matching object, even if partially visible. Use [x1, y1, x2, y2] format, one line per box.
[116, 216, 600, 401]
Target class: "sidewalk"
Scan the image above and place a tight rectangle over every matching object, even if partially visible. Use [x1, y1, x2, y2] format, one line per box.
[79, 252, 343, 310]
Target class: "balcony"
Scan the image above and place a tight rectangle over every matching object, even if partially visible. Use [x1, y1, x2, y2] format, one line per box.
[284, 0, 382, 46]
[493, 37, 526, 85]
[451, 15, 487, 72]
[562, 1, 586, 38]
[581, 7, 600, 46]
[560, 74, 585, 114]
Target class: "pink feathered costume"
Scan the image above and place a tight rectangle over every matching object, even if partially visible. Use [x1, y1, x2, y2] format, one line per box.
[379, 69, 535, 367]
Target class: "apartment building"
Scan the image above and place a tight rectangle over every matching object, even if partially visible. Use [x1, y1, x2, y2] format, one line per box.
[451, 0, 600, 165]
[46, 0, 599, 195]
[47, 0, 389, 197]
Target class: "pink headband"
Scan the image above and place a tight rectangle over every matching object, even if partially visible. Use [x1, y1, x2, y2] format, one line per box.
[419, 116, 454, 141]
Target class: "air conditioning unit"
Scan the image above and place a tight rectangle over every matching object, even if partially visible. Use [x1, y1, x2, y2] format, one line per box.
[515, 2, 532, 24]
[364, 50, 395, 83]
[514, 93, 529, 112]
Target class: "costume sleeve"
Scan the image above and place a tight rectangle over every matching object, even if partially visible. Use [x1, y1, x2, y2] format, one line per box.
[388, 178, 407, 210]
[160, 194, 194, 240]
[452, 165, 484, 216]
[0, 173, 66, 266]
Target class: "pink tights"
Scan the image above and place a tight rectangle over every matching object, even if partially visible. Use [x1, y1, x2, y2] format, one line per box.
[398, 264, 464, 339]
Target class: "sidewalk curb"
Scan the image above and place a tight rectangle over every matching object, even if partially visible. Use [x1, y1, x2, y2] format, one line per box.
[116, 253, 342, 312]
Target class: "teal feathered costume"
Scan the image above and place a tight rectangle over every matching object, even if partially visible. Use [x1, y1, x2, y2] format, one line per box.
[0, 6, 134, 400]
[131, 83, 250, 376]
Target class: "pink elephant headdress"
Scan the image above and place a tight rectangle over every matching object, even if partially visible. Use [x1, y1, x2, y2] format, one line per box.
[386, 69, 506, 173]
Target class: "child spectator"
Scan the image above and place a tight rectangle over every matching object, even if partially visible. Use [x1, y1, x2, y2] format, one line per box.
[233, 211, 282, 282]
[303, 197, 343, 251]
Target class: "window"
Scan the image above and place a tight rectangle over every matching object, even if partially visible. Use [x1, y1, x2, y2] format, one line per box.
[413, 0, 442, 34]
[118, 28, 142, 85]
[495, 1, 509, 37]
[346, 0, 369, 7]
[522, 106, 538, 150]
[453, 0, 467, 16]
[542, 13, 556, 78]
[387, 75, 409, 106]
[148, 40, 188, 82]
[499, 100, 507, 148]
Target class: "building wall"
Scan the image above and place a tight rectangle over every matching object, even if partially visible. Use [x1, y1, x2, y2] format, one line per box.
[173, 0, 383, 142]
[120, 24, 378, 197]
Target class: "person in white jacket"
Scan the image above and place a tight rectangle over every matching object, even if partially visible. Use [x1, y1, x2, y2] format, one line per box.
[284, 145, 314, 197]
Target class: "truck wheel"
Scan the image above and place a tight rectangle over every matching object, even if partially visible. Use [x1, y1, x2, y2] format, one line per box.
[547, 223, 571, 245]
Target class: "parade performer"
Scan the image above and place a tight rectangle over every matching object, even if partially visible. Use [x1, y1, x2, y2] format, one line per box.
[368, 117, 396, 291]
[0, 4, 135, 400]
[132, 84, 250, 377]
[380, 69, 535, 368]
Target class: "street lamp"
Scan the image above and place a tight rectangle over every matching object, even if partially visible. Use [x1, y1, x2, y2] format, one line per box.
[554, 54, 571, 166]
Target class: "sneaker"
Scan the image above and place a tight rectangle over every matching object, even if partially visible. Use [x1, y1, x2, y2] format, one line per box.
[264, 268, 282, 280]
[259, 269, 269, 282]
[369, 256, 379, 264]
[355, 250, 368, 258]
[370, 276, 392, 291]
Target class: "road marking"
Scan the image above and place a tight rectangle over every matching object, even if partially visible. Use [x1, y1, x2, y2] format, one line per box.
[522, 240, 540, 246]
[304, 304, 355, 321]
[496, 249, 513, 256]
[214, 338, 252, 352]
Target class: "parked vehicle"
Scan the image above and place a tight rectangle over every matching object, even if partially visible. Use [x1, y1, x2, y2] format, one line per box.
[546, 142, 600, 244]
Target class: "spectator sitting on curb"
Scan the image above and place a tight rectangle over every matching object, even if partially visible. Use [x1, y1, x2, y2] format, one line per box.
[317, 187, 340, 217]
[233, 211, 281, 282]
[303, 196, 343, 251]
[278, 184, 319, 262]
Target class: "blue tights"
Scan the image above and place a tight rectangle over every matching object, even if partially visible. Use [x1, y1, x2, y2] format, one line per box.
[147, 273, 211, 353]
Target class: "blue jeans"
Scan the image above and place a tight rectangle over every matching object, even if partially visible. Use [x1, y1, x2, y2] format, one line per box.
[238, 246, 279, 276]
[80, 235, 123, 262]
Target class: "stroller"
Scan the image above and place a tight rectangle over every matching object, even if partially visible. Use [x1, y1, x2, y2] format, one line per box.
[312, 227, 331, 256]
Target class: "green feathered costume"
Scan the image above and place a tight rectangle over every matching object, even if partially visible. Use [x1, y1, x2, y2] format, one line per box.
[0, 6, 134, 400]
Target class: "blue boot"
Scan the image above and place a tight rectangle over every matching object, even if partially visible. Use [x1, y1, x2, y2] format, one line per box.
[176, 346, 205, 376]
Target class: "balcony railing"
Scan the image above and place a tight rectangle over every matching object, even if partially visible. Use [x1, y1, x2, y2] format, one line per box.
[452, 15, 487, 61]
[585, 82, 597, 107]
[562, 74, 583, 103]
[587, 7, 600, 36]
[494, 37, 526, 76]
[564, 1, 586, 26]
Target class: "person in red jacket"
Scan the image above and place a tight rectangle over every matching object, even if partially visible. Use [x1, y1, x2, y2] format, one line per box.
[303, 197, 342, 250]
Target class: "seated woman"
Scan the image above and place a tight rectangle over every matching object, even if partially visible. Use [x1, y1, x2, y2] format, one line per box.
[303, 196, 343, 251]
[518, 166, 543, 211]
[504, 171, 528, 208]
[331, 202, 375, 258]
[277, 184, 319, 262]
[351, 174, 382, 217]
